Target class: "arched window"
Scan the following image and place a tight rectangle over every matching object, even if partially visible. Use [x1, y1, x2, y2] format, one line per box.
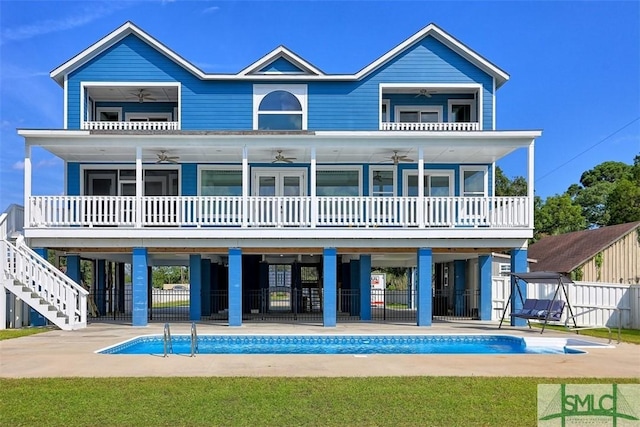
[254, 85, 307, 130]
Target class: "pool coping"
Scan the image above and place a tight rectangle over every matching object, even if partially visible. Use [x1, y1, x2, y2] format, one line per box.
[95, 333, 609, 355]
[1, 321, 638, 378]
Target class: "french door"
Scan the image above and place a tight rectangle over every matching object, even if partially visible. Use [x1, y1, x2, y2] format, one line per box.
[252, 169, 306, 225]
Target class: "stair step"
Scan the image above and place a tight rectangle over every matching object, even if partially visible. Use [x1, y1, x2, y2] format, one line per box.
[48, 305, 58, 311]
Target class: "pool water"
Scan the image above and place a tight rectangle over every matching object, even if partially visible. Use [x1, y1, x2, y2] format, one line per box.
[97, 334, 585, 355]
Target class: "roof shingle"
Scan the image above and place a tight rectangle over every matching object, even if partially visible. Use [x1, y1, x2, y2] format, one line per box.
[528, 221, 640, 273]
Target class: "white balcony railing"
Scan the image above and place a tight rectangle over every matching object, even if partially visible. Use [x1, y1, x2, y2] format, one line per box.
[82, 121, 180, 131]
[380, 122, 479, 131]
[28, 196, 531, 229]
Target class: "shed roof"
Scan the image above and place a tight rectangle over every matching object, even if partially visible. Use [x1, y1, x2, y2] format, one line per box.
[528, 221, 640, 273]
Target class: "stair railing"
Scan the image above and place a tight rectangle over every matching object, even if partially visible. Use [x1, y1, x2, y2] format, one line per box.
[7, 236, 88, 328]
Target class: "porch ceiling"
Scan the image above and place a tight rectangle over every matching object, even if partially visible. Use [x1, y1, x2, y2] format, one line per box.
[86, 86, 178, 102]
[20, 130, 540, 164]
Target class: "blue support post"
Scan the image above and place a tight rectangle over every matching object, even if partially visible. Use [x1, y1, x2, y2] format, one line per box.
[228, 248, 242, 327]
[454, 260, 466, 316]
[417, 248, 432, 326]
[131, 248, 148, 327]
[359, 255, 371, 321]
[201, 258, 211, 317]
[478, 255, 493, 320]
[189, 255, 202, 321]
[30, 248, 47, 326]
[96, 260, 106, 316]
[66, 255, 81, 284]
[323, 248, 337, 327]
[510, 248, 528, 326]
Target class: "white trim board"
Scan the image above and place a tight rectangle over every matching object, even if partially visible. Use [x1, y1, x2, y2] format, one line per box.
[51, 22, 510, 87]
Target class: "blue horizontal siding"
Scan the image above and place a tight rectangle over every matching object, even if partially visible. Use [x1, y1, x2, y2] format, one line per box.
[94, 102, 176, 119]
[67, 33, 495, 131]
[309, 37, 494, 130]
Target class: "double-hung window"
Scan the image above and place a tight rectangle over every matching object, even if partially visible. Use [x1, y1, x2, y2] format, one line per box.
[395, 106, 443, 123]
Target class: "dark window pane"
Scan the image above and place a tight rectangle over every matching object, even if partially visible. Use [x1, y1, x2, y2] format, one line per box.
[259, 90, 302, 111]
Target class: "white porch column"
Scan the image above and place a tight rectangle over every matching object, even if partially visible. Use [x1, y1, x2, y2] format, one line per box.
[242, 146, 248, 228]
[135, 147, 142, 228]
[24, 144, 32, 228]
[310, 147, 317, 228]
[417, 147, 424, 229]
[527, 141, 535, 228]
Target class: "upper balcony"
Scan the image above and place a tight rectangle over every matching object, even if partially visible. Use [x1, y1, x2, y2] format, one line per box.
[80, 84, 180, 131]
[380, 84, 484, 132]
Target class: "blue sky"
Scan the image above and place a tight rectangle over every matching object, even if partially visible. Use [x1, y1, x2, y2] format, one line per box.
[0, 0, 638, 209]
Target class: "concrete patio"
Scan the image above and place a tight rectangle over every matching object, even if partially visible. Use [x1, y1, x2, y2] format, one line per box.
[1, 321, 638, 378]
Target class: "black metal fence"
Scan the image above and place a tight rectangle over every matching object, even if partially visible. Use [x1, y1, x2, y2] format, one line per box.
[432, 289, 480, 321]
[90, 286, 480, 324]
[370, 289, 417, 323]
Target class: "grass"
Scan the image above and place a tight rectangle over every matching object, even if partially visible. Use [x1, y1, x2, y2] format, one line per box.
[0, 326, 53, 340]
[1, 377, 638, 426]
[528, 323, 640, 344]
[153, 300, 190, 308]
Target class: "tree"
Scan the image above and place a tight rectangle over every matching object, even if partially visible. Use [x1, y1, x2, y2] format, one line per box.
[569, 161, 634, 228]
[607, 179, 640, 225]
[495, 166, 527, 196]
[579, 161, 632, 187]
[534, 194, 586, 241]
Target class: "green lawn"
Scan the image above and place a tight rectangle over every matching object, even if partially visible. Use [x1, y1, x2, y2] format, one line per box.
[153, 300, 190, 308]
[529, 323, 640, 344]
[1, 377, 638, 426]
[0, 326, 53, 341]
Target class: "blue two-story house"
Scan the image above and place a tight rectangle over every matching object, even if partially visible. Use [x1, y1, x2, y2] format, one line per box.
[7, 21, 540, 330]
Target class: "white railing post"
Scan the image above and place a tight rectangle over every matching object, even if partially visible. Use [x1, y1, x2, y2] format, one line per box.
[310, 147, 317, 228]
[135, 147, 143, 228]
[242, 146, 248, 228]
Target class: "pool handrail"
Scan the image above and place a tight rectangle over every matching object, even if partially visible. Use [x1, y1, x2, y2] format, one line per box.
[563, 306, 621, 344]
[190, 322, 199, 357]
[163, 323, 173, 357]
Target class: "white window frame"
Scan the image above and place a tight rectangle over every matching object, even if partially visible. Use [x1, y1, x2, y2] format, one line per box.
[125, 112, 172, 122]
[394, 105, 443, 123]
[381, 99, 390, 124]
[499, 263, 511, 274]
[80, 164, 181, 196]
[447, 99, 477, 123]
[252, 167, 307, 196]
[96, 107, 122, 122]
[316, 166, 363, 196]
[459, 166, 488, 197]
[402, 169, 454, 197]
[369, 166, 396, 197]
[253, 84, 307, 130]
[197, 165, 243, 196]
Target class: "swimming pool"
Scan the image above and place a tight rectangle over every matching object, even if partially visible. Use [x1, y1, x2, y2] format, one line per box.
[96, 334, 588, 355]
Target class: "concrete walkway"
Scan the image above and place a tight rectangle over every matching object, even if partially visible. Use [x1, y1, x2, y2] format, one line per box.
[1, 321, 638, 378]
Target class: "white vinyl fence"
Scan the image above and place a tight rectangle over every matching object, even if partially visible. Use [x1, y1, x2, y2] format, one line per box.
[492, 277, 639, 329]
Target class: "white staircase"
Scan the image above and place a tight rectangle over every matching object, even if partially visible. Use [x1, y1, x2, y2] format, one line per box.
[1, 207, 88, 330]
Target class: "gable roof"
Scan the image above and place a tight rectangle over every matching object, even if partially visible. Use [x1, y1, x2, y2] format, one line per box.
[528, 221, 640, 273]
[50, 21, 509, 86]
[238, 46, 324, 76]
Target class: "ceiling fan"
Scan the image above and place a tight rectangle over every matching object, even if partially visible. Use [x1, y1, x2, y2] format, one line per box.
[272, 150, 296, 163]
[388, 150, 414, 164]
[156, 150, 179, 164]
[129, 89, 156, 103]
[415, 89, 436, 98]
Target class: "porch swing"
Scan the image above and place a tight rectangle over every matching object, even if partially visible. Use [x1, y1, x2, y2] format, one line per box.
[498, 271, 578, 334]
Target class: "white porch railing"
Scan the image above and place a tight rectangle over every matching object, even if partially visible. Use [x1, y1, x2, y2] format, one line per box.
[380, 122, 479, 131]
[82, 121, 180, 131]
[28, 195, 531, 229]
